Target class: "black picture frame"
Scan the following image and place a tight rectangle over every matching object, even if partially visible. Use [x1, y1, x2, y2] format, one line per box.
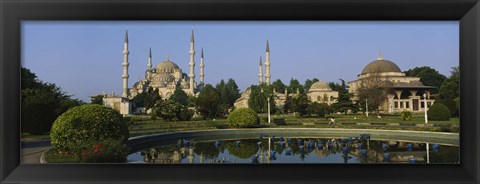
[1, 0, 479, 183]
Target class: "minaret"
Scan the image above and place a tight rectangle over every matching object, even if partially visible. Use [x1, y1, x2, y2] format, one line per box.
[189, 29, 195, 95]
[258, 56, 263, 85]
[122, 29, 130, 98]
[265, 40, 271, 84]
[146, 46, 152, 80]
[200, 47, 205, 84]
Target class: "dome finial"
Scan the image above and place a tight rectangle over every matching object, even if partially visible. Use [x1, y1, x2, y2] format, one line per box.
[377, 50, 383, 60]
[167, 54, 170, 61]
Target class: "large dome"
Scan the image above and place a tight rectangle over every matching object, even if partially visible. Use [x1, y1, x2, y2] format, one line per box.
[361, 59, 401, 74]
[155, 60, 180, 73]
[309, 80, 332, 92]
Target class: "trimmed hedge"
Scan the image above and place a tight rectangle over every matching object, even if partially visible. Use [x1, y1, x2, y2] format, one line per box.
[427, 103, 451, 121]
[227, 108, 259, 128]
[50, 104, 129, 162]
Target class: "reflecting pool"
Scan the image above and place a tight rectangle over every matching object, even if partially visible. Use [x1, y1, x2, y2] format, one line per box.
[127, 135, 459, 164]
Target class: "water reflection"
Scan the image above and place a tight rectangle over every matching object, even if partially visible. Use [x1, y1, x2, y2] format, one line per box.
[128, 135, 459, 164]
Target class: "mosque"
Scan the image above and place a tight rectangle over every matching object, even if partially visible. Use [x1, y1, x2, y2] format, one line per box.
[347, 54, 436, 113]
[233, 41, 339, 110]
[102, 30, 204, 115]
[101, 29, 435, 115]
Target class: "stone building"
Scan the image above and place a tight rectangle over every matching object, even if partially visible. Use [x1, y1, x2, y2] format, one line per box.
[103, 29, 205, 115]
[307, 80, 339, 105]
[347, 54, 436, 113]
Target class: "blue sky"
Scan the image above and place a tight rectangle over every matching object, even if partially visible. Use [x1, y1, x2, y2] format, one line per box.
[22, 21, 458, 102]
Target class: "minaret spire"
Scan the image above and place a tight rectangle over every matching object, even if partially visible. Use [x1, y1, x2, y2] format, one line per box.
[146, 46, 153, 80]
[264, 40, 271, 85]
[266, 40, 270, 52]
[200, 47, 205, 84]
[124, 29, 129, 43]
[190, 29, 195, 43]
[189, 29, 196, 95]
[122, 29, 130, 98]
[259, 56, 263, 85]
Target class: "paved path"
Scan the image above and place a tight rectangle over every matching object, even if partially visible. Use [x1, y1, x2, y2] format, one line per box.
[21, 140, 51, 164]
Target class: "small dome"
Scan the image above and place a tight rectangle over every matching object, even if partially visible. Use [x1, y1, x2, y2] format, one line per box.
[361, 59, 401, 74]
[155, 60, 180, 73]
[152, 73, 175, 83]
[309, 80, 332, 92]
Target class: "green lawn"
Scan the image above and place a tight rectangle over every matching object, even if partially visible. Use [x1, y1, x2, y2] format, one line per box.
[127, 113, 459, 137]
[264, 113, 459, 125]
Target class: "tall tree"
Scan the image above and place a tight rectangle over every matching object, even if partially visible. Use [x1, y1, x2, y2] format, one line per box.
[288, 78, 304, 94]
[195, 84, 221, 119]
[271, 79, 286, 93]
[356, 70, 392, 116]
[144, 87, 162, 110]
[329, 79, 355, 114]
[438, 66, 460, 117]
[216, 78, 241, 108]
[21, 67, 82, 135]
[289, 93, 310, 117]
[303, 78, 319, 92]
[248, 85, 276, 114]
[170, 87, 189, 106]
[405, 66, 446, 93]
[225, 78, 241, 107]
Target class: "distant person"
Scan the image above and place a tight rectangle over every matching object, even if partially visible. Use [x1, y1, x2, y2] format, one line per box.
[329, 117, 336, 125]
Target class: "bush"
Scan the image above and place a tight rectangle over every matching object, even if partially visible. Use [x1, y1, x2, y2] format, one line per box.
[76, 138, 129, 163]
[427, 103, 451, 121]
[227, 108, 259, 128]
[307, 102, 329, 117]
[50, 104, 129, 162]
[401, 109, 412, 121]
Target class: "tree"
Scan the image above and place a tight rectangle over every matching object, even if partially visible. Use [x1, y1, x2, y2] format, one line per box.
[145, 87, 162, 110]
[131, 90, 148, 108]
[91, 95, 104, 105]
[438, 66, 460, 117]
[405, 66, 447, 93]
[356, 70, 392, 116]
[154, 100, 184, 121]
[216, 79, 228, 105]
[247, 85, 276, 114]
[329, 79, 355, 114]
[195, 84, 221, 119]
[21, 67, 82, 135]
[247, 86, 266, 113]
[307, 102, 329, 117]
[170, 87, 189, 106]
[288, 78, 304, 94]
[289, 93, 311, 117]
[303, 78, 319, 92]
[225, 78, 241, 107]
[216, 78, 241, 108]
[272, 79, 286, 93]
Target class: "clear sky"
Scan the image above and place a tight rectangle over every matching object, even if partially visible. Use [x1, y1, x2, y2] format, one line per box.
[22, 21, 458, 102]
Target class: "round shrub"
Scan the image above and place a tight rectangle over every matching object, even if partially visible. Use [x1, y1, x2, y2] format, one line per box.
[50, 104, 129, 161]
[427, 103, 451, 121]
[401, 109, 412, 121]
[227, 108, 259, 128]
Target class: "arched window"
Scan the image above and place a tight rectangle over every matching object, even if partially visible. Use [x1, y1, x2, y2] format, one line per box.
[317, 96, 321, 101]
